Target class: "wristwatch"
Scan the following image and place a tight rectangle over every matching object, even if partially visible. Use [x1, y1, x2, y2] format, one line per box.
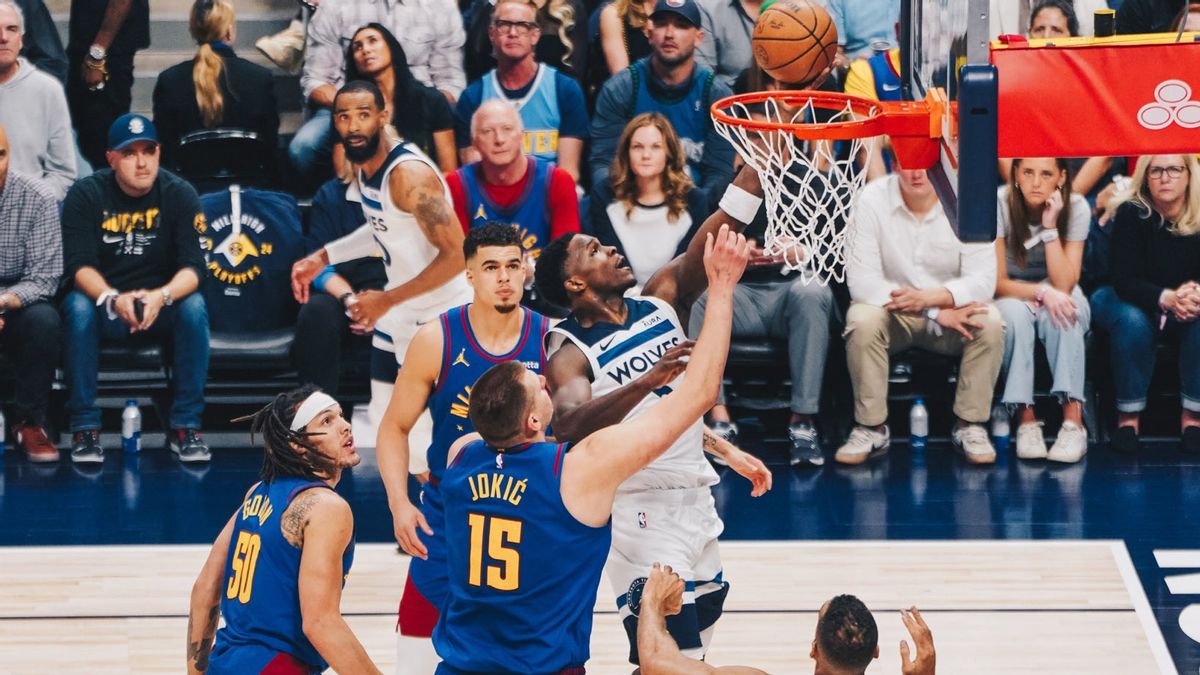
[161, 287, 174, 307]
[87, 44, 107, 62]
[338, 291, 355, 308]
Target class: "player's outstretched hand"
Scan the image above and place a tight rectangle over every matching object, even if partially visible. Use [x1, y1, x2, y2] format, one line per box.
[726, 447, 773, 497]
[641, 340, 694, 390]
[899, 606, 936, 675]
[393, 500, 433, 560]
[291, 254, 325, 304]
[703, 224, 751, 293]
[643, 563, 686, 617]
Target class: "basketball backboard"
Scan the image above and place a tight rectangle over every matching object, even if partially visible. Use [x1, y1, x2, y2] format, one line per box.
[900, 0, 997, 243]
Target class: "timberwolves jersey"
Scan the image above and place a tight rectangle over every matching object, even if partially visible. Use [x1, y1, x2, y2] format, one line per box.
[631, 59, 711, 182]
[547, 295, 717, 492]
[482, 63, 561, 162]
[347, 141, 471, 316]
[433, 440, 610, 673]
[457, 157, 555, 258]
[409, 303, 550, 608]
[209, 478, 355, 673]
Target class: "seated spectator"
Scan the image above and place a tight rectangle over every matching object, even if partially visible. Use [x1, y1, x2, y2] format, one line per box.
[590, 0, 734, 201]
[994, 158, 1091, 463]
[589, 0, 652, 104]
[826, 0, 899, 62]
[1090, 154, 1200, 454]
[695, 0, 761, 89]
[455, 0, 589, 181]
[152, 0, 279, 173]
[342, 23, 456, 173]
[989, 0, 1107, 37]
[292, 177, 386, 396]
[1117, 0, 1186, 34]
[464, 0, 588, 81]
[60, 114, 211, 464]
[0, 0, 75, 200]
[1172, 2, 1200, 30]
[842, 170, 1003, 465]
[14, 0, 66, 84]
[636, 563, 937, 674]
[292, 0, 466, 185]
[0, 124, 63, 463]
[448, 99, 580, 312]
[586, 112, 706, 288]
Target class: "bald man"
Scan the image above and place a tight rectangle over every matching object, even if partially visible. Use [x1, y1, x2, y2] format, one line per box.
[445, 99, 580, 313]
[0, 123, 64, 462]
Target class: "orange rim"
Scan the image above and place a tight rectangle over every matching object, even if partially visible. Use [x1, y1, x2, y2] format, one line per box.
[710, 90, 943, 142]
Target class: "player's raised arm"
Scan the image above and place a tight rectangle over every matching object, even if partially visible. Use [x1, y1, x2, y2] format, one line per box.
[561, 226, 750, 525]
[643, 163, 763, 313]
[187, 512, 235, 675]
[295, 491, 382, 674]
[377, 322, 444, 559]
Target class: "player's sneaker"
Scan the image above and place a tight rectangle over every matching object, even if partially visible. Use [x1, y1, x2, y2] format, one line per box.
[70, 430, 104, 464]
[1047, 421, 1087, 463]
[834, 425, 890, 465]
[952, 424, 996, 465]
[1014, 421, 1048, 460]
[788, 422, 824, 466]
[16, 423, 58, 463]
[170, 429, 211, 463]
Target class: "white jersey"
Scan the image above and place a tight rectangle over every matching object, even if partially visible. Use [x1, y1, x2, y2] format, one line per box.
[547, 295, 718, 492]
[334, 141, 470, 317]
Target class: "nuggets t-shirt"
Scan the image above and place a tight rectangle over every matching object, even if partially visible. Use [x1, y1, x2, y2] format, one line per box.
[62, 168, 207, 292]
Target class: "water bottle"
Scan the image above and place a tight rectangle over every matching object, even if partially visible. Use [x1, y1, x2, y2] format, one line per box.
[121, 400, 142, 453]
[991, 404, 1010, 452]
[910, 398, 929, 452]
[0, 406, 6, 455]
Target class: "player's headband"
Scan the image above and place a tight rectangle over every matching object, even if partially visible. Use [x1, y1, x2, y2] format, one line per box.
[290, 392, 340, 431]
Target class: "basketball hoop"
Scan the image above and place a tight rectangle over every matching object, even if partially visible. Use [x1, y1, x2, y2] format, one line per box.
[711, 90, 944, 285]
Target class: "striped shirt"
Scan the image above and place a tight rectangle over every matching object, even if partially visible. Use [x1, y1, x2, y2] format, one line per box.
[0, 171, 63, 305]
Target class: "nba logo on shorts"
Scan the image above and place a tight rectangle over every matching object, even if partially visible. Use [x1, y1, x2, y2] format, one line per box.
[638, 512, 647, 529]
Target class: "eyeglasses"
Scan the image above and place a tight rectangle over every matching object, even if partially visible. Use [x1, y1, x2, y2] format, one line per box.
[491, 19, 538, 34]
[1148, 165, 1187, 180]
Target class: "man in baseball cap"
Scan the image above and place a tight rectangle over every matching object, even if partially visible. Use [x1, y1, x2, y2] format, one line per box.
[649, 0, 702, 28]
[107, 112, 158, 150]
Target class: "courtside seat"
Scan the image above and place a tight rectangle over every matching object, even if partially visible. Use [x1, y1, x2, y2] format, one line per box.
[723, 338, 790, 411]
[209, 329, 294, 369]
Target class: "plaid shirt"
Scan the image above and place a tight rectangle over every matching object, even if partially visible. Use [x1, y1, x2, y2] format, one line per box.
[302, 0, 467, 100]
[0, 171, 63, 305]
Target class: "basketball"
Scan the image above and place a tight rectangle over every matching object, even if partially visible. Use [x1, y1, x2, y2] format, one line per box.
[752, 0, 839, 87]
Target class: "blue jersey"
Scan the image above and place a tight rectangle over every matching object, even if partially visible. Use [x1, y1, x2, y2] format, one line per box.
[457, 157, 555, 258]
[632, 58, 712, 182]
[409, 304, 551, 607]
[433, 440, 611, 674]
[209, 478, 355, 674]
[482, 64, 562, 162]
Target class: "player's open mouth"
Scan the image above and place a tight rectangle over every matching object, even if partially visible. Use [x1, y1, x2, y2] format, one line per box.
[615, 255, 630, 270]
[343, 436, 354, 449]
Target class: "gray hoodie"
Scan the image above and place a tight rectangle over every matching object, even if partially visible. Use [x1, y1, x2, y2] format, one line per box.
[0, 57, 75, 200]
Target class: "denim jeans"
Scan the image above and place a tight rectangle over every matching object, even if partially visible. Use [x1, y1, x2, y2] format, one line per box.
[995, 287, 1090, 406]
[287, 108, 332, 185]
[1089, 285, 1200, 413]
[62, 290, 211, 431]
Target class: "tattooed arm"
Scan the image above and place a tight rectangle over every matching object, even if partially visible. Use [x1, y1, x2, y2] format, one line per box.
[188, 512, 235, 674]
[702, 427, 773, 498]
[384, 161, 467, 305]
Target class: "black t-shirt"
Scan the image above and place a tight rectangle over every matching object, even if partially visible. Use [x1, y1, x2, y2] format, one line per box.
[62, 169, 207, 292]
[68, 0, 150, 54]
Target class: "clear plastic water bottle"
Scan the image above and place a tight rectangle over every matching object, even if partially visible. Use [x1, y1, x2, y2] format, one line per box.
[910, 398, 929, 452]
[121, 400, 142, 453]
[991, 404, 1010, 452]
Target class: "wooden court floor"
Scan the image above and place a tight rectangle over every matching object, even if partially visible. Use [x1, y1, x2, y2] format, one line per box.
[0, 540, 1172, 673]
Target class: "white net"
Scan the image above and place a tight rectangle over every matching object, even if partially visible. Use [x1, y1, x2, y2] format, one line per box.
[713, 95, 880, 285]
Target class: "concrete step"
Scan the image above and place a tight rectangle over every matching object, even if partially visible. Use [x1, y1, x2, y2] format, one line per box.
[54, 12, 299, 51]
[45, 0, 298, 16]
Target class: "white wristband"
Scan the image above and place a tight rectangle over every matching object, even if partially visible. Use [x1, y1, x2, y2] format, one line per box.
[718, 184, 763, 225]
[1040, 228, 1060, 244]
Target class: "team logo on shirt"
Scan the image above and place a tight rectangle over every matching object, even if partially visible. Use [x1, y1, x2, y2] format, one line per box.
[202, 211, 275, 288]
[626, 577, 647, 616]
[453, 349, 471, 367]
[496, 453, 504, 469]
[638, 511, 648, 529]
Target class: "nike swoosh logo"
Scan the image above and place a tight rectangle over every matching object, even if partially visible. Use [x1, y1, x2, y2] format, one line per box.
[102, 234, 126, 244]
[882, 83, 900, 91]
[599, 335, 616, 350]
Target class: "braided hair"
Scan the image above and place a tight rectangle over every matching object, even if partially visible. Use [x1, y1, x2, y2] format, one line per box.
[236, 385, 342, 483]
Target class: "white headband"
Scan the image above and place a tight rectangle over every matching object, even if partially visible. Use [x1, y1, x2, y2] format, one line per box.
[290, 392, 340, 431]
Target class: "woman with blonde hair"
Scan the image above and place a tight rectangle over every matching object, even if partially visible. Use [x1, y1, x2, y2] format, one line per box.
[1090, 154, 1200, 454]
[152, 0, 279, 170]
[993, 158, 1091, 462]
[584, 112, 707, 289]
[465, 0, 589, 80]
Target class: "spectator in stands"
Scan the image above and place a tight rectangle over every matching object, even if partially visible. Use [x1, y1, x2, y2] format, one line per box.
[464, 0, 588, 81]
[448, 99, 580, 313]
[1090, 154, 1200, 454]
[989, 0, 1107, 37]
[14, 0, 64, 83]
[66, 0, 149, 169]
[827, 0, 899, 62]
[455, 0, 589, 180]
[590, 0, 653, 102]
[591, 0, 734, 201]
[152, 0, 280, 172]
[60, 114, 211, 465]
[841, 170, 1003, 465]
[586, 112, 706, 288]
[0, 0, 75, 200]
[344, 24, 456, 173]
[0, 124, 63, 464]
[292, 0, 467, 184]
[292, 178, 386, 396]
[993, 158, 1091, 463]
[1116, 0, 1186, 33]
[1171, 1, 1200, 30]
[695, 0, 761, 89]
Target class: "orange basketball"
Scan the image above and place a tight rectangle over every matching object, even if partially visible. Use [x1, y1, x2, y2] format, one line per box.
[752, 0, 839, 87]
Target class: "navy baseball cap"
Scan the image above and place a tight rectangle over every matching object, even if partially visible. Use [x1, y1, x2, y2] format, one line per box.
[108, 113, 158, 150]
[651, 0, 702, 27]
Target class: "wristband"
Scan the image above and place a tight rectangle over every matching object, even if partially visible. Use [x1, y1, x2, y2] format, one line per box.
[1040, 228, 1060, 244]
[96, 290, 118, 320]
[311, 265, 336, 292]
[718, 184, 763, 225]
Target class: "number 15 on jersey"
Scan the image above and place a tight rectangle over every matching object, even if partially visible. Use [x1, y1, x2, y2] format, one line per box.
[467, 514, 522, 592]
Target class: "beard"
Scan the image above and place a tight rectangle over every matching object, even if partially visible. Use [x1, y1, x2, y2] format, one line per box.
[343, 131, 381, 163]
[494, 301, 519, 314]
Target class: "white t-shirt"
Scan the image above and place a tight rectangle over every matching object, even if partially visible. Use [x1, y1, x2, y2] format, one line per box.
[995, 186, 1090, 282]
[606, 201, 693, 287]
